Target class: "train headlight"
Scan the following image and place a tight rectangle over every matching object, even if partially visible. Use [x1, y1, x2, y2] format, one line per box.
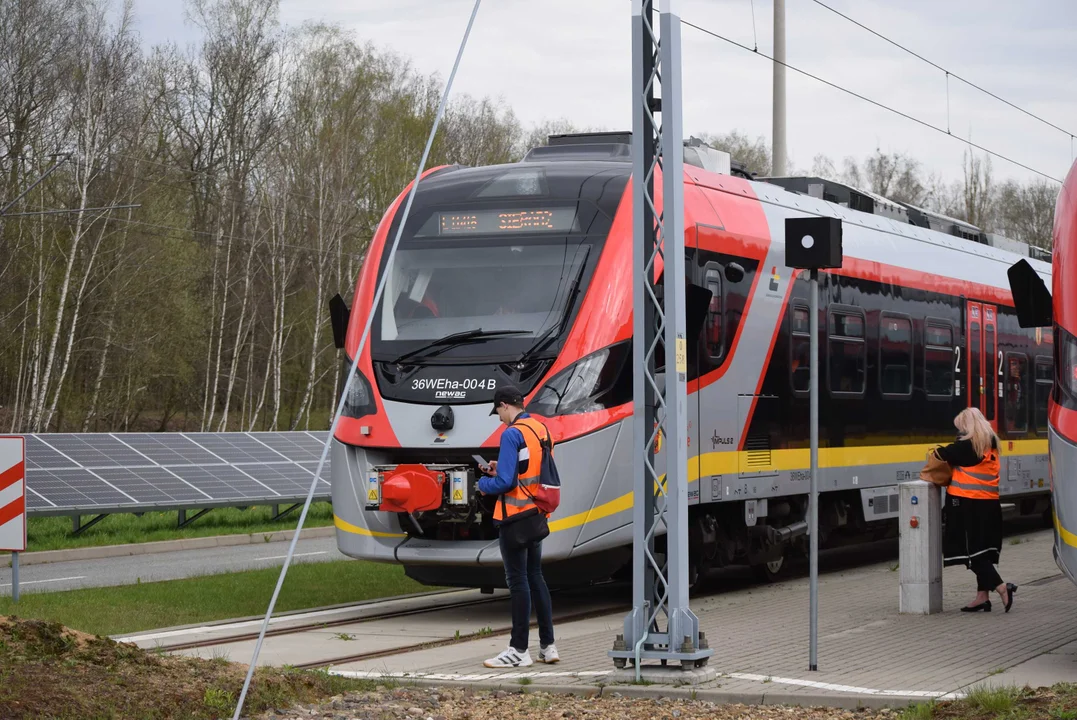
[340, 357, 377, 419]
[527, 340, 632, 416]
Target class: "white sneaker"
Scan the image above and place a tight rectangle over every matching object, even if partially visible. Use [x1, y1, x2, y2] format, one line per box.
[483, 646, 533, 668]
[538, 644, 560, 664]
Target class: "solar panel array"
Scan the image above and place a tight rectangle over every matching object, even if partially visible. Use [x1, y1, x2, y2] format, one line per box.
[21, 432, 332, 515]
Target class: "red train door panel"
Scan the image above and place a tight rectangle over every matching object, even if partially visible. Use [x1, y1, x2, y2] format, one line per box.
[967, 302, 983, 414]
[983, 304, 998, 430]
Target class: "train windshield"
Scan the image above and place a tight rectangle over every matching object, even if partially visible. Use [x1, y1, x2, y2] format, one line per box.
[368, 164, 630, 364]
[380, 242, 589, 344]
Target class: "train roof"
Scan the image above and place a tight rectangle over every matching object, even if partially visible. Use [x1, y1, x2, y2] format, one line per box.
[523, 132, 1051, 276]
[431, 133, 1052, 288]
[757, 174, 1051, 265]
[747, 174, 1052, 280]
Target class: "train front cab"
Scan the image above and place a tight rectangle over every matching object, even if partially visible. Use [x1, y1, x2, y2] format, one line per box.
[328, 158, 647, 589]
[1011, 155, 1077, 585]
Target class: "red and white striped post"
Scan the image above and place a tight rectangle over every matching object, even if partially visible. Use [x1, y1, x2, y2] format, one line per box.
[0, 437, 26, 603]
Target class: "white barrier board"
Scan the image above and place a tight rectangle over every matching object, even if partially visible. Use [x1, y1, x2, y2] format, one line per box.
[0, 436, 26, 552]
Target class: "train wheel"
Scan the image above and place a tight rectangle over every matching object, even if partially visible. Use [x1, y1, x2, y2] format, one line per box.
[688, 560, 707, 592]
[752, 553, 788, 583]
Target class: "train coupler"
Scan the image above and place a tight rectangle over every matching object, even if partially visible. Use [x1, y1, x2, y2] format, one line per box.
[364, 463, 477, 514]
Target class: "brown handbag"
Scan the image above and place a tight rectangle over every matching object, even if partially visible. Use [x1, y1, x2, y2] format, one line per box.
[919, 449, 952, 487]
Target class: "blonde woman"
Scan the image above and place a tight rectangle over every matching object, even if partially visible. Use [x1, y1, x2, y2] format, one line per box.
[934, 407, 1017, 613]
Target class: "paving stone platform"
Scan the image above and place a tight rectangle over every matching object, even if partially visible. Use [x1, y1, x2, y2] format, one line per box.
[333, 529, 1077, 708]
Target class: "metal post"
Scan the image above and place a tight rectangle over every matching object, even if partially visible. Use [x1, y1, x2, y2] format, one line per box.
[772, 0, 787, 176]
[617, 0, 657, 672]
[660, 2, 698, 659]
[808, 269, 819, 671]
[610, 0, 711, 675]
[12, 551, 19, 604]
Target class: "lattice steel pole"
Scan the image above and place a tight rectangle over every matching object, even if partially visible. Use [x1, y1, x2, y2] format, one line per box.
[610, 0, 711, 675]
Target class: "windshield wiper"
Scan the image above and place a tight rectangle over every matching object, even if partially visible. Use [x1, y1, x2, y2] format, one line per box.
[516, 263, 587, 367]
[391, 328, 529, 365]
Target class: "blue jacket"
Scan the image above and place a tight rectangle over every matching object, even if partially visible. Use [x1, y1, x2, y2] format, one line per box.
[477, 412, 530, 498]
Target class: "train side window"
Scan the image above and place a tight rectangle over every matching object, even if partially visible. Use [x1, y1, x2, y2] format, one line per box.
[704, 265, 724, 361]
[1059, 326, 1077, 399]
[828, 307, 866, 396]
[924, 320, 954, 399]
[1035, 356, 1052, 434]
[879, 313, 912, 397]
[984, 324, 997, 422]
[790, 304, 810, 393]
[1005, 352, 1029, 433]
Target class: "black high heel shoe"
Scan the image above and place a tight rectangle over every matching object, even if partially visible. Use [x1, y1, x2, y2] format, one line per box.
[1003, 583, 1017, 613]
[961, 600, 992, 612]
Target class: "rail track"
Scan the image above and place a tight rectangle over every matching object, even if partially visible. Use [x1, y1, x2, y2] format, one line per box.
[291, 600, 628, 670]
[131, 580, 627, 670]
[151, 589, 510, 653]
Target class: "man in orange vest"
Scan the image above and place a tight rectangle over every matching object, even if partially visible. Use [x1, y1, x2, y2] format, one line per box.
[477, 385, 558, 668]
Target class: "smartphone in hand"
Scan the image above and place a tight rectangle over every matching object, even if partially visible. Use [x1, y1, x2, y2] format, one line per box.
[473, 455, 496, 476]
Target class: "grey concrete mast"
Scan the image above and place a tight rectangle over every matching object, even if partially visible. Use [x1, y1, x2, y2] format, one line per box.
[772, 0, 787, 176]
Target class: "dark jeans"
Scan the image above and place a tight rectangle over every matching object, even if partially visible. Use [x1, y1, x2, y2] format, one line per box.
[971, 553, 1003, 592]
[499, 533, 555, 653]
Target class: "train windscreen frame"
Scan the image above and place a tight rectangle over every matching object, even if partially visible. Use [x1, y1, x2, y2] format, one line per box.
[368, 163, 629, 366]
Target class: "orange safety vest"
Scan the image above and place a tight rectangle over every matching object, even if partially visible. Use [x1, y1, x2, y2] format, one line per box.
[948, 448, 1000, 500]
[493, 416, 551, 523]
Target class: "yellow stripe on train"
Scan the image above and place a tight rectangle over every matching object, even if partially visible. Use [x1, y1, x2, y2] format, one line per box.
[563, 441, 1049, 535]
[1054, 510, 1077, 549]
[334, 441, 1050, 538]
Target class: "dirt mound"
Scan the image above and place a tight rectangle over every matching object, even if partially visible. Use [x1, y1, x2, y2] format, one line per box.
[0, 615, 358, 719]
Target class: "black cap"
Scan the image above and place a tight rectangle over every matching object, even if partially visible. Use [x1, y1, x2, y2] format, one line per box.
[490, 385, 525, 415]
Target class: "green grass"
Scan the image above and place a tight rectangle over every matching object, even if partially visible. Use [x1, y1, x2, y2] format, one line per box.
[21, 502, 335, 552]
[964, 684, 1021, 715]
[902, 701, 937, 720]
[0, 558, 433, 636]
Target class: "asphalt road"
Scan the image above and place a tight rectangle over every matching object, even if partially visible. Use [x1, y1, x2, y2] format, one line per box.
[0, 535, 345, 596]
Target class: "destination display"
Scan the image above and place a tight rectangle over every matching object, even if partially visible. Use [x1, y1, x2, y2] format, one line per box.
[415, 206, 579, 237]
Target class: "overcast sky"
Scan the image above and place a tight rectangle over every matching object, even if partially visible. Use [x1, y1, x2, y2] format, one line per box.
[135, 0, 1077, 188]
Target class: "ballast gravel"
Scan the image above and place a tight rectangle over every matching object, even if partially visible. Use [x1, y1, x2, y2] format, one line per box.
[254, 685, 896, 720]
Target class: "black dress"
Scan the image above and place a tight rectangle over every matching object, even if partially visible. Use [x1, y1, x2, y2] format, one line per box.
[937, 436, 1004, 591]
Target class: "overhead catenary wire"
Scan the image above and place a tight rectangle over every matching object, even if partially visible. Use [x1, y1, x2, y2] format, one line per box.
[1, 204, 140, 218]
[807, 0, 1077, 145]
[229, 0, 484, 717]
[679, 17, 1064, 184]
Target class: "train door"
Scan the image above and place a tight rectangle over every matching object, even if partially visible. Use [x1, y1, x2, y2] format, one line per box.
[685, 228, 701, 505]
[983, 304, 999, 430]
[966, 301, 985, 416]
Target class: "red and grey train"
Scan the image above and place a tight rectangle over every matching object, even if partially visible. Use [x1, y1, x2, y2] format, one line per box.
[329, 132, 1055, 590]
[1009, 155, 1077, 588]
